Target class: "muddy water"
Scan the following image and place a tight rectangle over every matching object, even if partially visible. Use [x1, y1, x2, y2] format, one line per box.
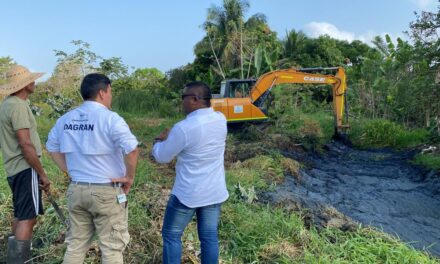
[265, 141, 440, 256]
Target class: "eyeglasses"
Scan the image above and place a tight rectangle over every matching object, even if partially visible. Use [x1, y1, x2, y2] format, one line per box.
[181, 94, 198, 100]
[181, 94, 212, 100]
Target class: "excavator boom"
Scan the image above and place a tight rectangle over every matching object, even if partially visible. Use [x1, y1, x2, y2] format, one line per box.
[250, 68, 339, 102]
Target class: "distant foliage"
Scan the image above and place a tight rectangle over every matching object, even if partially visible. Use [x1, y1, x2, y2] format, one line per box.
[113, 89, 179, 117]
[166, 64, 197, 93]
[45, 93, 75, 118]
[0, 57, 15, 85]
[112, 68, 180, 117]
[29, 102, 42, 116]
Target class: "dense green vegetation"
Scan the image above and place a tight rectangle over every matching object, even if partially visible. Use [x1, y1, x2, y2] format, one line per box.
[1, 0, 440, 262]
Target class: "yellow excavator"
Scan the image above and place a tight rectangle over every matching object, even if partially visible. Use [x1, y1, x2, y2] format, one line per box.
[210, 67, 349, 135]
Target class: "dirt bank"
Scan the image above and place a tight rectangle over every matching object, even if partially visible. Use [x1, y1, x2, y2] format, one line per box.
[262, 141, 440, 256]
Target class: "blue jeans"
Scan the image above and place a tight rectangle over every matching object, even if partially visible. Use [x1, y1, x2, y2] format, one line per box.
[162, 195, 222, 264]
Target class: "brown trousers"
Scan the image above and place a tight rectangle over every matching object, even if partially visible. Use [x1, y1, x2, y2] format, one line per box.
[63, 183, 129, 264]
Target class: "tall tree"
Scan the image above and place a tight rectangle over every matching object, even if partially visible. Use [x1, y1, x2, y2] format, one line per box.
[195, 0, 278, 80]
[280, 30, 308, 68]
[408, 2, 440, 129]
[99, 57, 128, 80]
[408, 3, 440, 64]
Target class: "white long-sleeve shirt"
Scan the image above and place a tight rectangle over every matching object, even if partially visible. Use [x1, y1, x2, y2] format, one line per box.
[46, 101, 138, 183]
[152, 108, 229, 208]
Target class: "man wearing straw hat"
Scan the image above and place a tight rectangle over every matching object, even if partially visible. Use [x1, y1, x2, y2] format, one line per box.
[0, 65, 51, 263]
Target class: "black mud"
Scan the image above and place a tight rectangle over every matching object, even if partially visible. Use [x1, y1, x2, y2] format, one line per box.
[262, 141, 440, 256]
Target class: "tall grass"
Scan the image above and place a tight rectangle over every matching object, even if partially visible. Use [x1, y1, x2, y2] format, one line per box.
[349, 118, 428, 149]
[413, 153, 440, 172]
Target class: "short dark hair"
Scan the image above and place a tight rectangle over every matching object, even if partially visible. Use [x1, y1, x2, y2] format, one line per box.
[184, 81, 212, 107]
[80, 73, 111, 100]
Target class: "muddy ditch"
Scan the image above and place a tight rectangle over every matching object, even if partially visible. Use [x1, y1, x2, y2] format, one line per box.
[260, 141, 440, 256]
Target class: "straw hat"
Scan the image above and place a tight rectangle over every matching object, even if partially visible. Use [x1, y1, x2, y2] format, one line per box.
[0, 65, 44, 95]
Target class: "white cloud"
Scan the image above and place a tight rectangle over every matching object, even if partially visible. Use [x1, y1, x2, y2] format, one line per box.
[303, 22, 408, 46]
[304, 22, 356, 42]
[410, 0, 436, 9]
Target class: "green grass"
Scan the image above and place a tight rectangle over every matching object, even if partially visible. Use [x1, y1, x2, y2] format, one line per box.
[413, 153, 440, 172]
[0, 111, 438, 263]
[349, 118, 428, 149]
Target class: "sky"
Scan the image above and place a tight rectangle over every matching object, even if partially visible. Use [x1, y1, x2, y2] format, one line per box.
[0, 0, 438, 79]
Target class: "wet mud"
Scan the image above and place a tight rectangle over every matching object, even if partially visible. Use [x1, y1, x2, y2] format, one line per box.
[262, 141, 440, 255]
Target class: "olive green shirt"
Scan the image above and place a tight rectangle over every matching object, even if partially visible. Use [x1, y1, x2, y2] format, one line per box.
[0, 96, 42, 177]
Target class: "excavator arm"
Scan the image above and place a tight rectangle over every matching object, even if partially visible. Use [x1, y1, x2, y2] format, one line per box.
[249, 67, 348, 134]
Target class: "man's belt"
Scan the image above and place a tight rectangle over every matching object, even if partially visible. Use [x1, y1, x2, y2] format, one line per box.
[71, 181, 122, 187]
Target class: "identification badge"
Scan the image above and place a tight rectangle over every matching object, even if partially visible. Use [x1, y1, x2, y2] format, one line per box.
[117, 194, 127, 204]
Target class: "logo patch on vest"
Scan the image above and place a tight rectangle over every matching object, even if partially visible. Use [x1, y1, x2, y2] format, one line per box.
[63, 124, 94, 131]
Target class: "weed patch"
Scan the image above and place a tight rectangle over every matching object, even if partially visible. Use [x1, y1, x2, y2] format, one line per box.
[350, 119, 428, 149]
[413, 153, 440, 172]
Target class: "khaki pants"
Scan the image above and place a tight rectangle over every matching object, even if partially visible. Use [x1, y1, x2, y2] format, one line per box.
[63, 183, 129, 264]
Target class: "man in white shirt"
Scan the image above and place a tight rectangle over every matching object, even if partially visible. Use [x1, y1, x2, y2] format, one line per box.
[46, 73, 139, 264]
[152, 81, 228, 264]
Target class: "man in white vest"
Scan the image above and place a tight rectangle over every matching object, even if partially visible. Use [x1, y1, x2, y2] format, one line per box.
[46, 73, 139, 264]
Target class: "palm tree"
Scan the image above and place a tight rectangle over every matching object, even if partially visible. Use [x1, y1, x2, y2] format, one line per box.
[278, 30, 307, 68]
[197, 0, 271, 79]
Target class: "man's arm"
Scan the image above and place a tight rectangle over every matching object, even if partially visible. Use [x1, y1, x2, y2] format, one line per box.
[46, 121, 65, 173]
[152, 126, 186, 163]
[16, 129, 50, 190]
[112, 148, 139, 194]
[108, 114, 140, 194]
[48, 152, 67, 173]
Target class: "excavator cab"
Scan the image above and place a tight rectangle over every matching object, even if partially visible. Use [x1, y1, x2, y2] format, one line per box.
[212, 79, 268, 122]
[220, 79, 255, 98]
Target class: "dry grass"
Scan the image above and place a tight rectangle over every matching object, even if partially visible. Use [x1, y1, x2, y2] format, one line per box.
[281, 157, 301, 182]
[259, 239, 301, 261]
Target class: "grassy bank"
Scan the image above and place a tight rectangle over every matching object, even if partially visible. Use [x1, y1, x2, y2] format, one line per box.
[0, 111, 438, 263]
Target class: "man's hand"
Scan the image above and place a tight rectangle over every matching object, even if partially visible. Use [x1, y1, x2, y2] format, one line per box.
[155, 128, 170, 141]
[111, 177, 134, 195]
[39, 174, 51, 191]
